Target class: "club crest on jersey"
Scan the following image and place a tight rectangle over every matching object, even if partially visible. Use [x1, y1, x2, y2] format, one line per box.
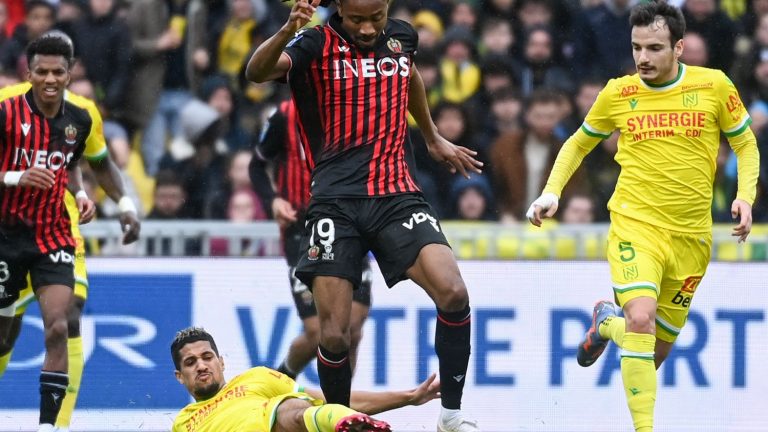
[386, 37, 402, 53]
[64, 124, 77, 145]
[682, 91, 698, 108]
[308, 245, 320, 261]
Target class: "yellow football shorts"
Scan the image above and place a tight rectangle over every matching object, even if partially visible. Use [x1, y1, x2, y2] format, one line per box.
[15, 220, 88, 316]
[607, 213, 711, 343]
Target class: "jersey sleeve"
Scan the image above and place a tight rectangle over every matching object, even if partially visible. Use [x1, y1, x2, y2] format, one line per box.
[581, 79, 618, 139]
[285, 27, 324, 80]
[81, 99, 108, 161]
[716, 71, 752, 137]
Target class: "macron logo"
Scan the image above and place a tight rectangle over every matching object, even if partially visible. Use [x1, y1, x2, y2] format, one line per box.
[21, 123, 30, 136]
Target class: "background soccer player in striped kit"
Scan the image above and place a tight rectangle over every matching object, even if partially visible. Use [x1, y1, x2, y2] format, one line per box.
[0, 34, 96, 432]
[0, 31, 141, 432]
[245, 0, 483, 430]
[527, 1, 759, 430]
[250, 97, 373, 381]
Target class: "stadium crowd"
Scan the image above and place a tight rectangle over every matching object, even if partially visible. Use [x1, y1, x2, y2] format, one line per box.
[1, 0, 766, 229]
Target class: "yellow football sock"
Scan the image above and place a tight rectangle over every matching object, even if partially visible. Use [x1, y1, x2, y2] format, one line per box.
[599, 316, 626, 347]
[303, 403, 358, 432]
[621, 332, 656, 432]
[56, 336, 84, 428]
[0, 351, 11, 377]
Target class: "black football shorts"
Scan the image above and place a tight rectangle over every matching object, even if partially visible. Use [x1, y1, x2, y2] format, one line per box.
[295, 193, 449, 289]
[0, 226, 75, 308]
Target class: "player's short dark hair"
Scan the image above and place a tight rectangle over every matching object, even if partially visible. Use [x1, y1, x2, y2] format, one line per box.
[26, 33, 74, 69]
[171, 327, 220, 370]
[629, 0, 686, 46]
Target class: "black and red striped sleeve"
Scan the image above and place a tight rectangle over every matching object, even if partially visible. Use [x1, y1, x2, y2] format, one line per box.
[284, 27, 324, 78]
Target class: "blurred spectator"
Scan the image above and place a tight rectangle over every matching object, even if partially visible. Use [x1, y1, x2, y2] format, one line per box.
[147, 170, 188, 220]
[736, 0, 768, 38]
[449, 1, 478, 33]
[440, 26, 481, 103]
[199, 74, 250, 150]
[683, 0, 737, 71]
[478, 17, 516, 59]
[207, 149, 255, 219]
[516, 0, 555, 31]
[571, 0, 633, 81]
[56, 0, 86, 35]
[214, 0, 260, 92]
[69, 0, 132, 117]
[559, 193, 595, 224]
[473, 56, 518, 137]
[1, 0, 25, 39]
[489, 90, 578, 223]
[228, 189, 266, 222]
[412, 9, 444, 51]
[480, 0, 517, 22]
[145, 170, 202, 256]
[159, 99, 227, 219]
[680, 31, 710, 66]
[513, 25, 575, 96]
[0, 0, 55, 78]
[449, 175, 496, 220]
[122, 0, 208, 176]
[732, 14, 768, 103]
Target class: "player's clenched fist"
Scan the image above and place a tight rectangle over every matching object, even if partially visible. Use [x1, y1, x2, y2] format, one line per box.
[286, 0, 320, 33]
[19, 167, 56, 189]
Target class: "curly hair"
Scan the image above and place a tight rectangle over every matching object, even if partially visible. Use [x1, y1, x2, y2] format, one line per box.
[26, 33, 74, 69]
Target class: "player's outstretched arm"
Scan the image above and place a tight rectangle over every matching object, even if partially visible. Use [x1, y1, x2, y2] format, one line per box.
[245, 0, 319, 83]
[88, 156, 140, 244]
[407, 67, 482, 178]
[66, 163, 96, 223]
[304, 372, 440, 415]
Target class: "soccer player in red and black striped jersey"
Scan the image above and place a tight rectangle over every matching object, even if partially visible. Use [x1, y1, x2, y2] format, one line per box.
[250, 97, 372, 381]
[246, 1, 482, 430]
[0, 35, 94, 432]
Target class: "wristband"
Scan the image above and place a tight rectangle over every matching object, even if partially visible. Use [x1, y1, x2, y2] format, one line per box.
[3, 171, 23, 186]
[75, 190, 89, 200]
[118, 196, 137, 214]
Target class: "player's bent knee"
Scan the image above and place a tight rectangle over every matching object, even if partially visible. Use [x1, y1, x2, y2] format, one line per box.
[319, 332, 351, 352]
[624, 311, 655, 334]
[434, 281, 470, 312]
[45, 318, 69, 342]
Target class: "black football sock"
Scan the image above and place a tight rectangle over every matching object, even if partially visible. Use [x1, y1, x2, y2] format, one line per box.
[39, 370, 68, 425]
[436, 305, 471, 410]
[316, 345, 351, 406]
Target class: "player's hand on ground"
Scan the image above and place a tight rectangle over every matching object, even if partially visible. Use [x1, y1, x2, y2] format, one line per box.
[426, 135, 483, 179]
[526, 192, 559, 227]
[18, 167, 55, 189]
[285, 0, 320, 34]
[407, 372, 440, 406]
[77, 197, 96, 224]
[272, 197, 298, 228]
[119, 211, 141, 245]
[731, 198, 752, 243]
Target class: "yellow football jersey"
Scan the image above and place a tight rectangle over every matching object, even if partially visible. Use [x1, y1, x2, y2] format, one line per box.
[172, 367, 319, 432]
[574, 64, 755, 232]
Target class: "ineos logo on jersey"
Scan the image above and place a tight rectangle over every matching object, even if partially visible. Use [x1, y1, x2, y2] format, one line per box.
[402, 212, 440, 232]
[333, 57, 411, 79]
[13, 147, 75, 171]
[48, 250, 74, 264]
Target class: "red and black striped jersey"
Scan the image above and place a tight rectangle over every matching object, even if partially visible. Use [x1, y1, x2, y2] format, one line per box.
[0, 91, 90, 253]
[284, 14, 421, 198]
[254, 99, 312, 212]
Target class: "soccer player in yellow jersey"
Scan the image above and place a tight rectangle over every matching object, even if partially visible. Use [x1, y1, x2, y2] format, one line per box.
[171, 327, 440, 432]
[0, 31, 141, 432]
[526, 1, 759, 431]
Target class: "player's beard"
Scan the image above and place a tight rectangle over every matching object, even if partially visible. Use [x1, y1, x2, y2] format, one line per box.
[194, 381, 221, 401]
